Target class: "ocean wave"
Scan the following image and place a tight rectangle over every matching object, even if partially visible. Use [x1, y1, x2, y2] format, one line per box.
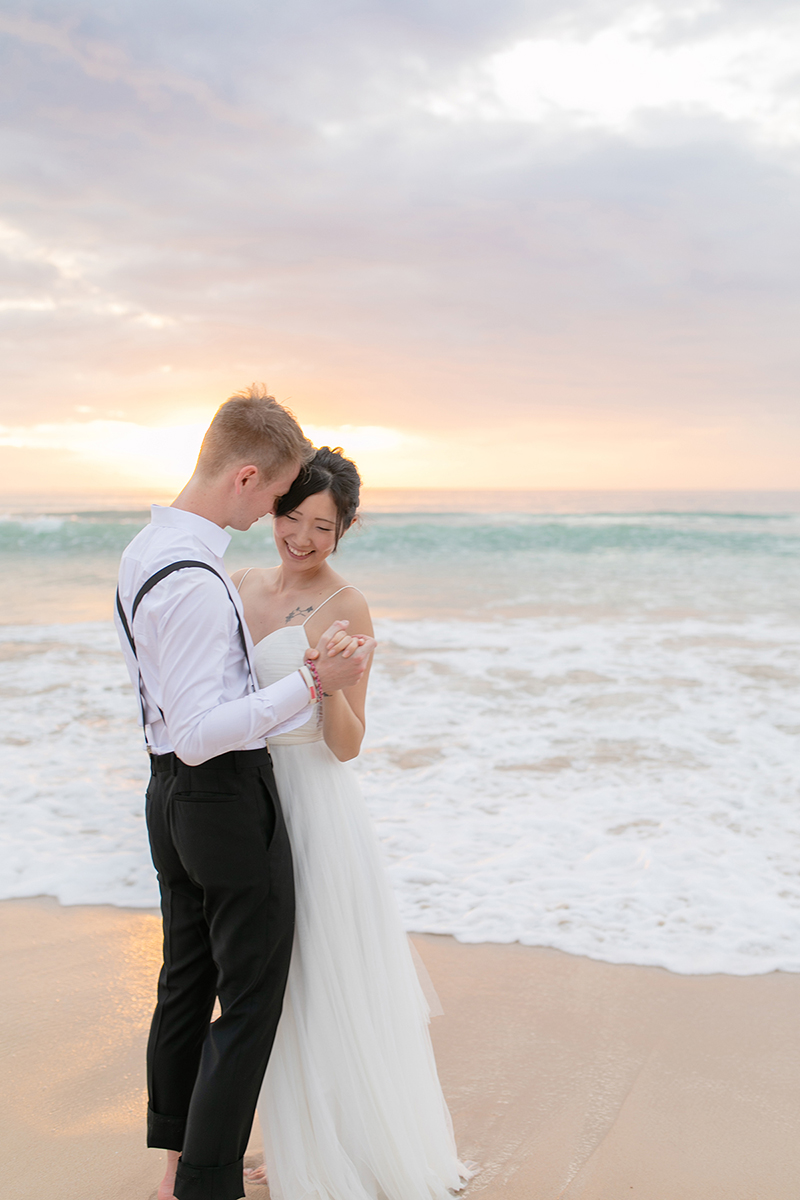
[1, 508, 800, 559]
[2, 615, 800, 975]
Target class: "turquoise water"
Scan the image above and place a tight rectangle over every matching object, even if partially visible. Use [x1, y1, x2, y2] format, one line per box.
[3, 491, 800, 971]
[2, 494, 800, 624]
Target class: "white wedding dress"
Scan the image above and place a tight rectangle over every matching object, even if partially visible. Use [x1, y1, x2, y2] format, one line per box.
[252, 615, 471, 1200]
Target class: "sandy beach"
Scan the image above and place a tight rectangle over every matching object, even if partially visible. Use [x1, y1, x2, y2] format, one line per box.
[2, 895, 799, 1200]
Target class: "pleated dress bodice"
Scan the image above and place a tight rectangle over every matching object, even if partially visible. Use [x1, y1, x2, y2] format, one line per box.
[253, 626, 324, 746]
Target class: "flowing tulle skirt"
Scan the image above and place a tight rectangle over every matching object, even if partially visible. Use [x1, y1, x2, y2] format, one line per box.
[257, 738, 469, 1200]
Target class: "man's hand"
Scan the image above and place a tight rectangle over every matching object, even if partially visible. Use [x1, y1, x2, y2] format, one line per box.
[305, 620, 376, 692]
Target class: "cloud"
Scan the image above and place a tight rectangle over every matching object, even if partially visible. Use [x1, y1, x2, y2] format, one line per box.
[0, 0, 799, 485]
[424, 7, 800, 144]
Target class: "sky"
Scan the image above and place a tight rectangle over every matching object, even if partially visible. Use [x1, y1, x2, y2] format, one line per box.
[1, 0, 799, 493]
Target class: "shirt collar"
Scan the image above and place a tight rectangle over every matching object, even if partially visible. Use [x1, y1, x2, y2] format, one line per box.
[150, 504, 232, 558]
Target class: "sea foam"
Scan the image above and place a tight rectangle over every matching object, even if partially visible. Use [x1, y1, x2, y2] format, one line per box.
[1, 614, 799, 975]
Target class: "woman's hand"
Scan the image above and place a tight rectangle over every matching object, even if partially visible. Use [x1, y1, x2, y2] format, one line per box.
[306, 620, 369, 660]
[325, 623, 363, 657]
[304, 620, 376, 694]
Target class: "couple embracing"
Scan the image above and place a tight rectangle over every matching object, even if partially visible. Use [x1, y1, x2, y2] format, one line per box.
[115, 386, 472, 1200]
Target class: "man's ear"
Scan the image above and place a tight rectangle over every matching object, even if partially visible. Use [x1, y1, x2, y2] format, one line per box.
[235, 465, 259, 492]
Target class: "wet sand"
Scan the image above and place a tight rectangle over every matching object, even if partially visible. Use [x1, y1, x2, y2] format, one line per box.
[2, 896, 799, 1200]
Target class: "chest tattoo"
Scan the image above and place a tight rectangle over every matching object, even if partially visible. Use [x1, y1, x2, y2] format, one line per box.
[285, 604, 314, 625]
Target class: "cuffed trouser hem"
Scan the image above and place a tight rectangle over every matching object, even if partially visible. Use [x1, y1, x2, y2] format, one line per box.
[174, 1156, 244, 1200]
[146, 1105, 186, 1151]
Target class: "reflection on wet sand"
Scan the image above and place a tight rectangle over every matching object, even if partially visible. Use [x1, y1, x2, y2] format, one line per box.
[1, 896, 161, 1192]
[3, 898, 800, 1200]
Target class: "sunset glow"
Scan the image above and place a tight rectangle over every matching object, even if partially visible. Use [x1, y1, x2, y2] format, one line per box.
[1, 2, 799, 495]
[1, 410, 794, 496]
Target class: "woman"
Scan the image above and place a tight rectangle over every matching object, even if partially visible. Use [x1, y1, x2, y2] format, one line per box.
[232, 447, 472, 1200]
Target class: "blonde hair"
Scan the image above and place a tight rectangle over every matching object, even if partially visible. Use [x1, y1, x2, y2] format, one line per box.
[196, 384, 314, 482]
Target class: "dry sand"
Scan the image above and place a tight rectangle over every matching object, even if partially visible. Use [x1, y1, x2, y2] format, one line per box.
[1, 896, 798, 1200]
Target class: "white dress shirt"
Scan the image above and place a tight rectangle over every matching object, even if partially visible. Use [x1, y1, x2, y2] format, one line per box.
[115, 505, 312, 766]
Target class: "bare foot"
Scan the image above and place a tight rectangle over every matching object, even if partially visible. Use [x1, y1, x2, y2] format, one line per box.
[157, 1149, 180, 1200]
[243, 1164, 268, 1185]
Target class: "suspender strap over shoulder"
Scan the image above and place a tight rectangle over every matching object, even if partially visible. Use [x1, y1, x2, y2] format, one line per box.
[119, 560, 249, 658]
[116, 559, 253, 746]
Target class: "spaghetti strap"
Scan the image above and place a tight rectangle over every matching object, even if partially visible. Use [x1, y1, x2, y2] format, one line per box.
[303, 585, 363, 625]
[236, 567, 254, 593]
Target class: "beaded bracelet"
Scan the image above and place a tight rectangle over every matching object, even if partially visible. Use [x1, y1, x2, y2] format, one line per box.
[304, 657, 324, 702]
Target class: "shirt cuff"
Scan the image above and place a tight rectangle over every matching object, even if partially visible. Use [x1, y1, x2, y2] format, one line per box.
[254, 670, 314, 734]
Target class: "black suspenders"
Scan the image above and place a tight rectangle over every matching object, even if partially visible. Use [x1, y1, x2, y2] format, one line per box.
[116, 559, 253, 747]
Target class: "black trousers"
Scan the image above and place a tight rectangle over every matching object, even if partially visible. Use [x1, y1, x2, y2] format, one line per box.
[145, 748, 295, 1200]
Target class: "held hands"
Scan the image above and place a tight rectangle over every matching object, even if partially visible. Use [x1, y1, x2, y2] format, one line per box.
[304, 620, 376, 692]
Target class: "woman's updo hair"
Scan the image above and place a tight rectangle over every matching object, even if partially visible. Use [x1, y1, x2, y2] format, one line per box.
[274, 446, 361, 548]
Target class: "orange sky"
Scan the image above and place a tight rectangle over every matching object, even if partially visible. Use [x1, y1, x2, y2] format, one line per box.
[2, 3, 800, 494]
[2, 405, 798, 495]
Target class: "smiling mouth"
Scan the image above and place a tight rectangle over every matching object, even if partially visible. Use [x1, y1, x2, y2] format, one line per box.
[285, 543, 314, 559]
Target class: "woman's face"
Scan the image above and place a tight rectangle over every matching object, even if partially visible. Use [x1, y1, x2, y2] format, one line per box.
[273, 489, 339, 570]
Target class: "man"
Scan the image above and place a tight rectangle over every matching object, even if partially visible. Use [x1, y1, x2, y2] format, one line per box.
[114, 385, 376, 1200]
